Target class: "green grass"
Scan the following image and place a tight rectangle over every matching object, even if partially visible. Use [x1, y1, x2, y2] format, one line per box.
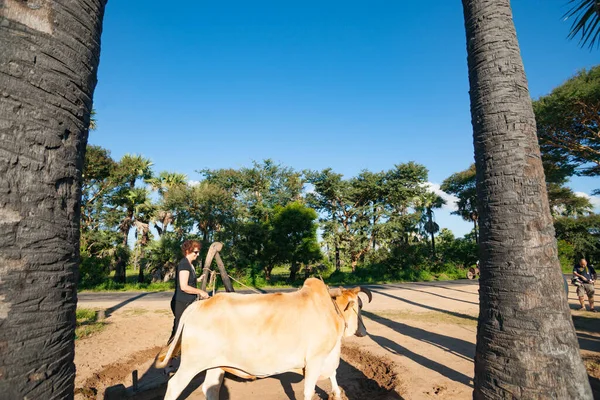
[75, 308, 106, 339]
[80, 263, 472, 292]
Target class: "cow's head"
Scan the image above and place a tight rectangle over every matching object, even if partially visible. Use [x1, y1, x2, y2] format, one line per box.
[329, 286, 372, 337]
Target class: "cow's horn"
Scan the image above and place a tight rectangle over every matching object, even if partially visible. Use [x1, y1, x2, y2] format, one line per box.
[359, 287, 372, 303]
[329, 288, 343, 298]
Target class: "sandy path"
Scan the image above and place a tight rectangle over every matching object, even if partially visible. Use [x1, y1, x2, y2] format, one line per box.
[75, 280, 599, 400]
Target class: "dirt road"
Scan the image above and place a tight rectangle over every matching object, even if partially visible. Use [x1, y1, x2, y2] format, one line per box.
[75, 279, 600, 399]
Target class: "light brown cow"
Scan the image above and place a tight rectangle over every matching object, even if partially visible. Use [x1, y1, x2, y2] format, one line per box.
[155, 278, 372, 400]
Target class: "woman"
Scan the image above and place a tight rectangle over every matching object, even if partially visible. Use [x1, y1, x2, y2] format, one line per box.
[168, 239, 210, 343]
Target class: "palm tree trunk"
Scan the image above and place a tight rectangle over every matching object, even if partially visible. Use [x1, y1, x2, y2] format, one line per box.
[0, 1, 107, 398]
[427, 208, 436, 258]
[461, 1, 591, 398]
[289, 260, 299, 282]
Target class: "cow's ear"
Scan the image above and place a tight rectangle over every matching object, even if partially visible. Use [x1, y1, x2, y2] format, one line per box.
[344, 300, 355, 311]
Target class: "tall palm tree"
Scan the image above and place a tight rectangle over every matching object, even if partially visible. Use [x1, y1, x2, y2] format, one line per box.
[565, 0, 600, 48]
[112, 154, 154, 282]
[461, 1, 592, 398]
[89, 108, 98, 130]
[0, 1, 107, 398]
[129, 188, 156, 282]
[416, 191, 446, 259]
[148, 171, 187, 236]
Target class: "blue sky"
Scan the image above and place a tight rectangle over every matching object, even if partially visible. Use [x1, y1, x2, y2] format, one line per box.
[90, 1, 599, 237]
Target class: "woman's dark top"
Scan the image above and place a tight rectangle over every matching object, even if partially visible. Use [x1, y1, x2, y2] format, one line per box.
[173, 257, 197, 303]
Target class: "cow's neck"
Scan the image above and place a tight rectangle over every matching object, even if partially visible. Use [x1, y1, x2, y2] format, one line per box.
[331, 297, 348, 333]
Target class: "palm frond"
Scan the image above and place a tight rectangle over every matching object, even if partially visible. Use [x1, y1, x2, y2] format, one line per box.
[564, 0, 600, 49]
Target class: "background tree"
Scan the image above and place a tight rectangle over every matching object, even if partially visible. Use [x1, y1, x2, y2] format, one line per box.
[415, 190, 446, 258]
[554, 214, 600, 262]
[111, 154, 154, 282]
[200, 160, 304, 277]
[165, 181, 236, 243]
[307, 163, 428, 272]
[534, 65, 600, 193]
[80, 145, 120, 286]
[441, 164, 479, 242]
[305, 169, 350, 270]
[269, 202, 322, 282]
[0, 1, 107, 398]
[148, 171, 188, 236]
[461, 0, 591, 398]
[128, 188, 155, 282]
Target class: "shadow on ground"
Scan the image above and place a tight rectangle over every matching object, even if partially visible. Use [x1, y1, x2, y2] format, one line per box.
[95, 344, 403, 400]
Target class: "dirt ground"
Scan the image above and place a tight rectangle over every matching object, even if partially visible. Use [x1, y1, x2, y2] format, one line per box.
[74, 280, 600, 400]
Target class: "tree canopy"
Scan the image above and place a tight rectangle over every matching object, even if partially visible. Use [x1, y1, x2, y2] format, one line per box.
[534, 65, 600, 193]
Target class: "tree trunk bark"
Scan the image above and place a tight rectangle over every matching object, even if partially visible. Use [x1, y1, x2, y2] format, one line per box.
[264, 265, 273, 282]
[115, 212, 132, 283]
[289, 261, 299, 282]
[113, 249, 127, 284]
[0, 1, 107, 398]
[138, 257, 144, 283]
[473, 218, 479, 244]
[461, 1, 592, 398]
[335, 245, 341, 272]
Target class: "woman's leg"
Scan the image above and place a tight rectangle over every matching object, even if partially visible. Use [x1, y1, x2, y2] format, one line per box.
[168, 300, 192, 343]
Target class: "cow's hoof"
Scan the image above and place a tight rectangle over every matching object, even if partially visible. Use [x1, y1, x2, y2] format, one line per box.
[328, 390, 344, 400]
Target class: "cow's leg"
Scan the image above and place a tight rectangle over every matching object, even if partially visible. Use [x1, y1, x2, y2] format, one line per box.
[163, 360, 199, 400]
[328, 371, 343, 400]
[319, 341, 342, 399]
[202, 368, 225, 400]
[303, 359, 325, 400]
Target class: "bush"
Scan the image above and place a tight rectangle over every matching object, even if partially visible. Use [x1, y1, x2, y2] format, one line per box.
[399, 268, 434, 282]
[79, 253, 110, 289]
[558, 239, 575, 274]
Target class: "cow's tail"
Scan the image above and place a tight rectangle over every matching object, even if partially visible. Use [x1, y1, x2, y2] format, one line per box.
[155, 306, 189, 368]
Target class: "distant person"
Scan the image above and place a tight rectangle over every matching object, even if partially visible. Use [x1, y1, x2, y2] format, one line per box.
[168, 240, 210, 343]
[572, 258, 596, 312]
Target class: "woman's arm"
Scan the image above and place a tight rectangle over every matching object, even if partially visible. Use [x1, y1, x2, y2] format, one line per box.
[179, 270, 209, 299]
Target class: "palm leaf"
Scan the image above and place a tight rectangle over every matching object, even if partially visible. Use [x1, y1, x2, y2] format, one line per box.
[564, 0, 600, 49]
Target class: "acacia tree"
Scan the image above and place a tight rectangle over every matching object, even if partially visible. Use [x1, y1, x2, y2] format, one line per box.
[201, 160, 304, 273]
[81, 145, 119, 256]
[0, 1, 107, 398]
[534, 65, 600, 192]
[306, 163, 427, 272]
[441, 164, 479, 242]
[461, 1, 591, 398]
[165, 181, 236, 242]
